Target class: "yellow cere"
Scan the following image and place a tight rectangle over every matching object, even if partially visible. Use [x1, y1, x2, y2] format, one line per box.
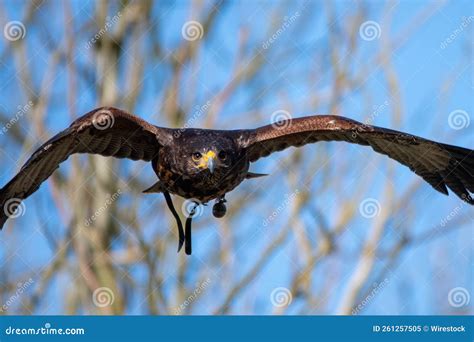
[198, 150, 217, 169]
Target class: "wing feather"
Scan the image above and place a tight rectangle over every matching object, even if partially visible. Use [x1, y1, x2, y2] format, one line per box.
[243, 115, 474, 204]
[0, 107, 171, 229]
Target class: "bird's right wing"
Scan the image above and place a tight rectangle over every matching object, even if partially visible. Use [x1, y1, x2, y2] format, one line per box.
[239, 114, 474, 204]
[0, 107, 172, 229]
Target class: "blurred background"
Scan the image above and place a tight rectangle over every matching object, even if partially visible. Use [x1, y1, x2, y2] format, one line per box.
[0, 0, 472, 315]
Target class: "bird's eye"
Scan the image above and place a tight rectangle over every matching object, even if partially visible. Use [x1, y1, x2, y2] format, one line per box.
[192, 152, 202, 161]
[218, 151, 227, 160]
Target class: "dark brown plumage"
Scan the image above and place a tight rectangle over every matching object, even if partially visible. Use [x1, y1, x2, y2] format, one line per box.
[1, 107, 473, 254]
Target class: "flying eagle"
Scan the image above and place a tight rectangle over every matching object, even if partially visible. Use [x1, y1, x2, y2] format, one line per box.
[1, 107, 473, 254]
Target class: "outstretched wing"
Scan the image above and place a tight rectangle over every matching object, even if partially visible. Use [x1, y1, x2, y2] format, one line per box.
[0, 107, 171, 229]
[242, 115, 474, 204]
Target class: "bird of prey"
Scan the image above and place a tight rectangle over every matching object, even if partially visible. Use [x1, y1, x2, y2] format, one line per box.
[1, 107, 473, 254]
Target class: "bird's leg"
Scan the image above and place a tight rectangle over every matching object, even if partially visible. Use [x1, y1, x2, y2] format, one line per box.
[212, 196, 227, 218]
[162, 191, 185, 253]
[184, 202, 199, 255]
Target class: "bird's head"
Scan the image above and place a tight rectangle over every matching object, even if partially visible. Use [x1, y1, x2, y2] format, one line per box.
[188, 144, 234, 175]
[170, 131, 245, 177]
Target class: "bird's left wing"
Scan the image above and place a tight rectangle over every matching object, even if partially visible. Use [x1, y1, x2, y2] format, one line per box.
[240, 115, 474, 204]
[0, 107, 172, 229]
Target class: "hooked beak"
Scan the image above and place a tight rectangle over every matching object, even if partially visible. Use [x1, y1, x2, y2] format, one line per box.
[203, 151, 217, 173]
